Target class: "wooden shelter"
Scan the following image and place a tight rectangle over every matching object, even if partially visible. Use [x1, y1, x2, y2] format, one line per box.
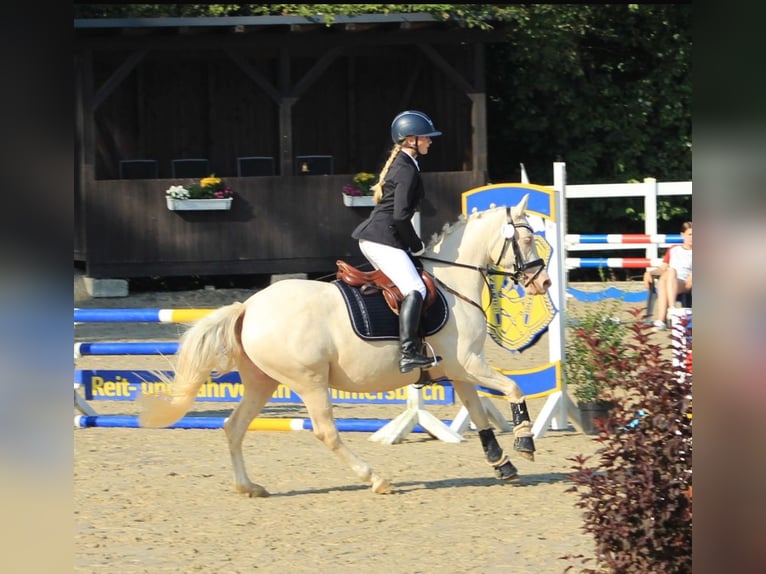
[74, 13, 508, 278]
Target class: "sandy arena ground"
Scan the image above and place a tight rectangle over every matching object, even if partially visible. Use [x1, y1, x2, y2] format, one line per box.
[74, 280, 658, 573]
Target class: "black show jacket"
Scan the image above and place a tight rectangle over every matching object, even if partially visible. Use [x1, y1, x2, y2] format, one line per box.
[351, 151, 424, 252]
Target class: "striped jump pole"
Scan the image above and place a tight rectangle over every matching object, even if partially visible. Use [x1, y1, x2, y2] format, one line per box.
[565, 233, 682, 245]
[74, 341, 179, 357]
[73, 415, 449, 433]
[565, 257, 663, 270]
[74, 308, 215, 323]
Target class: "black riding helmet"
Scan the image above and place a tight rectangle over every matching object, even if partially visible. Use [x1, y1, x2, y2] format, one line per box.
[390, 110, 442, 143]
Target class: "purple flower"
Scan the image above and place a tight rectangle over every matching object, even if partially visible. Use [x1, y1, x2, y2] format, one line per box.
[213, 188, 233, 199]
[343, 184, 362, 196]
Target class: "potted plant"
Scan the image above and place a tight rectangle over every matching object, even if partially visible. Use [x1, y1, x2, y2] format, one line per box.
[165, 175, 234, 211]
[565, 300, 628, 434]
[341, 172, 376, 207]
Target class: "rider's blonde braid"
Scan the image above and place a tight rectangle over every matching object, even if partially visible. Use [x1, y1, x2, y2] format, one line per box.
[371, 144, 402, 204]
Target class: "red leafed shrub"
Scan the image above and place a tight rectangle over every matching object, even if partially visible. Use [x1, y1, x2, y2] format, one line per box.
[563, 308, 692, 573]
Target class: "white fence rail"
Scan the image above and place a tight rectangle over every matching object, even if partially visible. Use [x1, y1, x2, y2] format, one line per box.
[534, 163, 692, 435]
[563, 177, 692, 261]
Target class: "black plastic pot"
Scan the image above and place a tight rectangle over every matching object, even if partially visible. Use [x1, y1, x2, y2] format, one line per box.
[578, 401, 614, 435]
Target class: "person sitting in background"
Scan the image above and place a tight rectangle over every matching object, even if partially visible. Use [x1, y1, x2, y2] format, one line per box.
[643, 221, 693, 330]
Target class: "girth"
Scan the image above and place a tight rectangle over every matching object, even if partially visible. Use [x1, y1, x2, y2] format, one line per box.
[335, 259, 437, 315]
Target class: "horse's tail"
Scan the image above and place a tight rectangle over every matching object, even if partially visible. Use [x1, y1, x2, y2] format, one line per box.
[138, 302, 246, 428]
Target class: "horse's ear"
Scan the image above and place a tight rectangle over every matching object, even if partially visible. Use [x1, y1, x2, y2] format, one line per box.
[512, 193, 530, 218]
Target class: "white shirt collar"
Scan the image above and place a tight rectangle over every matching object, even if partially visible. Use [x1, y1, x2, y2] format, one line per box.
[402, 151, 420, 171]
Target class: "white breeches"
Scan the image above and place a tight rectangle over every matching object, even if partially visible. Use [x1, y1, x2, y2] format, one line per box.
[358, 239, 427, 299]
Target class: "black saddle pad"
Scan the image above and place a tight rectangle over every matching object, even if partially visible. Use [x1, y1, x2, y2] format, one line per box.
[333, 280, 449, 340]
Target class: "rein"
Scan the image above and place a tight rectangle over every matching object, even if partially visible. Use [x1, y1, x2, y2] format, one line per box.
[419, 207, 545, 313]
[418, 260, 510, 315]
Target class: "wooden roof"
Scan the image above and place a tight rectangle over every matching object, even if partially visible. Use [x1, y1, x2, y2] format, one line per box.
[74, 13, 510, 48]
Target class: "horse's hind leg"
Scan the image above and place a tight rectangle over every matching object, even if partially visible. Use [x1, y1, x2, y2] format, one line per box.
[301, 387, 392, 494]
[224, 358, 279, 497]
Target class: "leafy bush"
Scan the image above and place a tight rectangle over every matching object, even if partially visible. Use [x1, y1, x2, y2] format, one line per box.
[565, 300, 629, 404]
[563, 308, 692, 573]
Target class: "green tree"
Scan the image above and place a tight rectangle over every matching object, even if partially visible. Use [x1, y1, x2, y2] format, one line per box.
[485, 4, 691, 235]
[486, 4, 690, 183]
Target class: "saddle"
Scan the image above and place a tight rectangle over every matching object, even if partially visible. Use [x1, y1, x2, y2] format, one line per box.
[335, 259, 438, 315]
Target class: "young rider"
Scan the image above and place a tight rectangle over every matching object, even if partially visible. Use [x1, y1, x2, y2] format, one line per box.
[351, 110, 442, 373]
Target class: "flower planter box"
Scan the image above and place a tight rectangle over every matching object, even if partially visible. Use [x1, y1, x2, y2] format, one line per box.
[166, 198, 233, 211]
[342, 194, 375, 207]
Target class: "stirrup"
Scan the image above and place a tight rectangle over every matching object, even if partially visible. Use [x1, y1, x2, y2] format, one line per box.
[422, 341, 442, 367]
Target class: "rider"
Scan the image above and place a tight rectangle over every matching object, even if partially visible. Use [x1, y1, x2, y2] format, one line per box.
[351, 110, 442, 373]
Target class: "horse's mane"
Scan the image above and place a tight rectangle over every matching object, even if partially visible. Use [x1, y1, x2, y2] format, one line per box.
[426, 205, 502, 249]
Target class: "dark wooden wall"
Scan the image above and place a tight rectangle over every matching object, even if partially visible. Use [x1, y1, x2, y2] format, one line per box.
[77, 172, 478, 278]
[92, 44, 474, 181]
[75, 16, 501, 278]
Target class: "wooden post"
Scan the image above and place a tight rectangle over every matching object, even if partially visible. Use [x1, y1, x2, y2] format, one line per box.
[279, 98, 296, 176]
[471, 43, 487, 182]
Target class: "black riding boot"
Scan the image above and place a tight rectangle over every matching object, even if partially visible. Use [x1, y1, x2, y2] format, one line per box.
[399, 291, 436, 373]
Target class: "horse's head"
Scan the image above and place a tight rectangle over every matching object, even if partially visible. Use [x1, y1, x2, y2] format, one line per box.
[491, 194, 552, 295]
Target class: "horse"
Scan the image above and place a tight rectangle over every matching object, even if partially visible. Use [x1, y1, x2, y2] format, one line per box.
[138, 193, 552, 496]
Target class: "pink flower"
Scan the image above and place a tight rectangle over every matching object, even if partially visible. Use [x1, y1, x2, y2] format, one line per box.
[343, 184, 362, 196]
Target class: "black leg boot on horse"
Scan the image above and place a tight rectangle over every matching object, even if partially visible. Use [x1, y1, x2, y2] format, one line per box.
[511, 400, 536, 461]
[398, 291, 440, 373]
[478, 428, 518, 480]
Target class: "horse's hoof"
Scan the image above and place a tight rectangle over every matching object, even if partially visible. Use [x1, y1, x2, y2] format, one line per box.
[371, 477, 392, 494]
[514, 436, 536, 461]
[517, 450, 535, 462]
[247, 487, 270, 498]
[237, 483, 270, 498]
[494, 460, 518, 481]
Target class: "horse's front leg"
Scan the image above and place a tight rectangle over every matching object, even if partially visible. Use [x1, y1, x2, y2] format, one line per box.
[461, 353, 536, 461]
[451, 380, 518, 481]
[300, 386, 391, 494]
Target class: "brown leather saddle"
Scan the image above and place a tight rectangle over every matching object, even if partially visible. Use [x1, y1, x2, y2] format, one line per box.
[336, 259, 438, 315]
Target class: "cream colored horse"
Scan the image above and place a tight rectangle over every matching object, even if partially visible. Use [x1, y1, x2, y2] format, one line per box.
[139, 194, 552, 496]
